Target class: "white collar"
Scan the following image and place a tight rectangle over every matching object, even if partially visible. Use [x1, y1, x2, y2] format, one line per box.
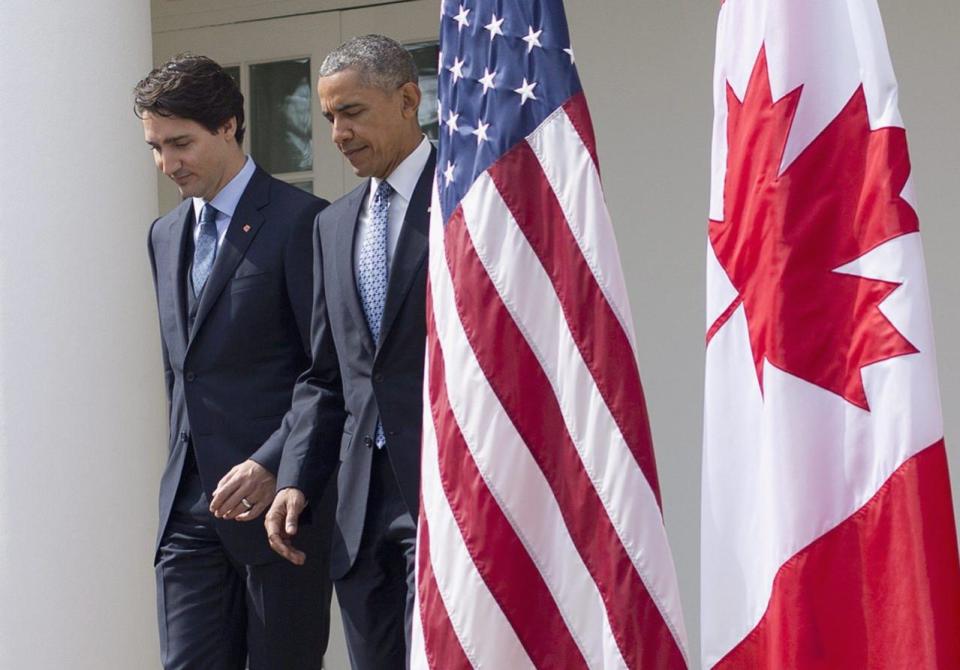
[370, 136, 431, 202]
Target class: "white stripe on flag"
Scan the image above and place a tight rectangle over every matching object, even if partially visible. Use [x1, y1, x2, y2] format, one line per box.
[460, 173, 687, 652]
[430, 192, 628, 669]
[527, 109, 637, 346]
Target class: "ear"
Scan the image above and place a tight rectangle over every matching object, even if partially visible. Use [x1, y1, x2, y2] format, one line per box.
[398, 82, 422, 120]
[219, 116, 238, 141]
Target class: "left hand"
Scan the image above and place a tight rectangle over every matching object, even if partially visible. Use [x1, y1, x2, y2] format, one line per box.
[209, 459, 277, 521]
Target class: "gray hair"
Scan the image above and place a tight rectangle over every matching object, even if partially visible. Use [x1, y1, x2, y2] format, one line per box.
[319, 34, 418, 90]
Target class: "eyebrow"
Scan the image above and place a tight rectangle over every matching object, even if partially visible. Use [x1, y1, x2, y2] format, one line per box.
[331, 102, 363, 114]
[147, 134, 192, 147]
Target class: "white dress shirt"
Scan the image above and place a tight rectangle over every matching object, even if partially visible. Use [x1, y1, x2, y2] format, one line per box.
[191, 156, 256, 248]
[353, 136, 432, 282]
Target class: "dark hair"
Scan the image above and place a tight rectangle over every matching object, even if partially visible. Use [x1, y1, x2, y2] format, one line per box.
[320, 35, 418, 91]
[134, 54, 245, 144]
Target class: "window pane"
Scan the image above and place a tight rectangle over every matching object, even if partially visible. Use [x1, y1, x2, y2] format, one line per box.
[290, 180, 313, 194]
[406, 42, 440, 141]
[249, 58, 313, 174]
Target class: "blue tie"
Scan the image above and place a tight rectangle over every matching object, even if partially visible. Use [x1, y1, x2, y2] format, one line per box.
[357, 180, 393, 447]
[192, 204, 219, 296]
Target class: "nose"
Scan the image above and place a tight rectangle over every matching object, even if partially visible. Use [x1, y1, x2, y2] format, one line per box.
[157, 150, 180, 177]
[331, 117, 352, 145]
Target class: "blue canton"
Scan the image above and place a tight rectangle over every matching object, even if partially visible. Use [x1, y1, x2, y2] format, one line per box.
[437, 0, 583, 224]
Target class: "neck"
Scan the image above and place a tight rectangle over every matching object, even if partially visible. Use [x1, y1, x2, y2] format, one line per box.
[379, 129, 422, 180]
[209, 148, 247, 200]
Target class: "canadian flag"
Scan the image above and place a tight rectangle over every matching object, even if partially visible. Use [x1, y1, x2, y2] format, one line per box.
[702, 1, 960, 668]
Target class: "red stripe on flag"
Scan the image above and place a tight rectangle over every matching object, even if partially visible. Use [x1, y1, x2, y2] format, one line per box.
[705, 294, 743, 345]
[562, 92, 600, 173]
[443, 205, 686, 669]
[416, 508, 473, 670]
[488, 137, 662, 507]
[426, 283, 588, 668]
[715, 441, 960, 669]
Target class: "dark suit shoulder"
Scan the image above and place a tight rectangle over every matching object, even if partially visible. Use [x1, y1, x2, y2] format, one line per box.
[316, 180, 368, 229]
[257, 175, 327, 243]
[150, 199, 190, 246]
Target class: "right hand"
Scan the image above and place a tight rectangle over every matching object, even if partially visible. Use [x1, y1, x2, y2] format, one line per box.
[264, 488, 308, 565]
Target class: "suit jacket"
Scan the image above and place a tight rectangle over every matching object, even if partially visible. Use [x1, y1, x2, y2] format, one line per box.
[277, 148, 436, 579]
[148, 166, 328, 565]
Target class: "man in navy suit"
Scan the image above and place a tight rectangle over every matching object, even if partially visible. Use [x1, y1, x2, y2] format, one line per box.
[264, 36, 434, 669]
[137, 54, 334, 670]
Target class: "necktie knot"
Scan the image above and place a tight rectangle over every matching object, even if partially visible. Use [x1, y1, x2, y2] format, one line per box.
[374, 180, 394, 205]
[199, 203, 219, 228]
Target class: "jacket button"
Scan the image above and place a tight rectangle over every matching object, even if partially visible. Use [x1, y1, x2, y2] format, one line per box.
[363, 436, 373, 448]
[373, 373, 384, 383]
[179, 431, 189, 443]
[185, 371, 196, 382]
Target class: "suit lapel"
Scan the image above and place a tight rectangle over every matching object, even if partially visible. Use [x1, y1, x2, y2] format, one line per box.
[337, 182, 377, 357]
[378, 148, 436, 348]
[189, 167, 270, 342]
[169, 199, 193, 348]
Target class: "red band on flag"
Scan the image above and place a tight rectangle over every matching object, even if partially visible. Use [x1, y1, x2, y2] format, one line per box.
[562, 92, 600, 173]
[425, 283, 589, 668]
[443, 205, 686, 668]
[715, 441, 960, 669]
[416, 509, 472, 670]
[488, 137, 662, 508]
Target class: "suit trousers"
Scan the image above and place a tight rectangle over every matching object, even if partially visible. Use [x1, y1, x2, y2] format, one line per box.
[336, 445, 417, 670]
[155, 506, 332, 670]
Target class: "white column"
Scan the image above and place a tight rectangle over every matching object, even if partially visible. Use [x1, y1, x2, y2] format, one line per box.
[0, 1, 165, 668]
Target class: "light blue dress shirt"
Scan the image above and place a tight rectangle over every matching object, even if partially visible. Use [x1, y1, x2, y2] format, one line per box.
[191, 156, 257, 247]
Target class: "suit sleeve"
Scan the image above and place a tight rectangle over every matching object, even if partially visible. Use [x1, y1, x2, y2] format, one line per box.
[147, 220, 174, 410]
[273, 210, 346, 500]
[250, 197, 328, 474]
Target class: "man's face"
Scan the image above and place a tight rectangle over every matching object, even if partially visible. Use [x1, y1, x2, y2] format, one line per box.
[142, 113, 238, 201]
[318, 68, 419, 179]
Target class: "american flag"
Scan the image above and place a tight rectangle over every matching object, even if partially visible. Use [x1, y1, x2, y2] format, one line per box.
[411, 1, 689, 668]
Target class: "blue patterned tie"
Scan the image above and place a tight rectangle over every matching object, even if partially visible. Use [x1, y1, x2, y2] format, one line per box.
[357, 180, 393, 447]
[192, 204, 219, 296]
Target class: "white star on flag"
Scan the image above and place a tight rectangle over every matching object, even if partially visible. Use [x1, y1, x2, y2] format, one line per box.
[484, 14, 504, 40]
[453, 4, 470, 31]
[445, 109, 460, 136]
[448, 57, 465, 84]
[513, 78, 538, 105]
[478, 68, 497, 95]
[522, 26, 543, 53]
[443, 160, 455, 186]
[471, 120, 490, 145]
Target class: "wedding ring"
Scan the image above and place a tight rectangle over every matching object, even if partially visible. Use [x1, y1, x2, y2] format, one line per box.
[241, 497, 254, 510]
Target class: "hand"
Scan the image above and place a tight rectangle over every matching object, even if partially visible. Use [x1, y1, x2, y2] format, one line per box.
[265, 488, 308, 565]
[209, 459, 277, 521]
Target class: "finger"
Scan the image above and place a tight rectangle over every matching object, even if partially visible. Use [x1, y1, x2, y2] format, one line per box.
[218, 487, 256, 520]
[209, 475, 241, 514]
[268, 531, 305, 565]
[212, 468, 236, 497]
[234, 500, 268, 522]
[285, 501, 301, 536]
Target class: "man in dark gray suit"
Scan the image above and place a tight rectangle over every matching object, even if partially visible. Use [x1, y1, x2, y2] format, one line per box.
[264, 35, 435, 669]
[137, 54, 334, 670]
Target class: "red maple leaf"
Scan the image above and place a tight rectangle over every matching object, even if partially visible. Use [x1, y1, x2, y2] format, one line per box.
[708, 48, 919, 410]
